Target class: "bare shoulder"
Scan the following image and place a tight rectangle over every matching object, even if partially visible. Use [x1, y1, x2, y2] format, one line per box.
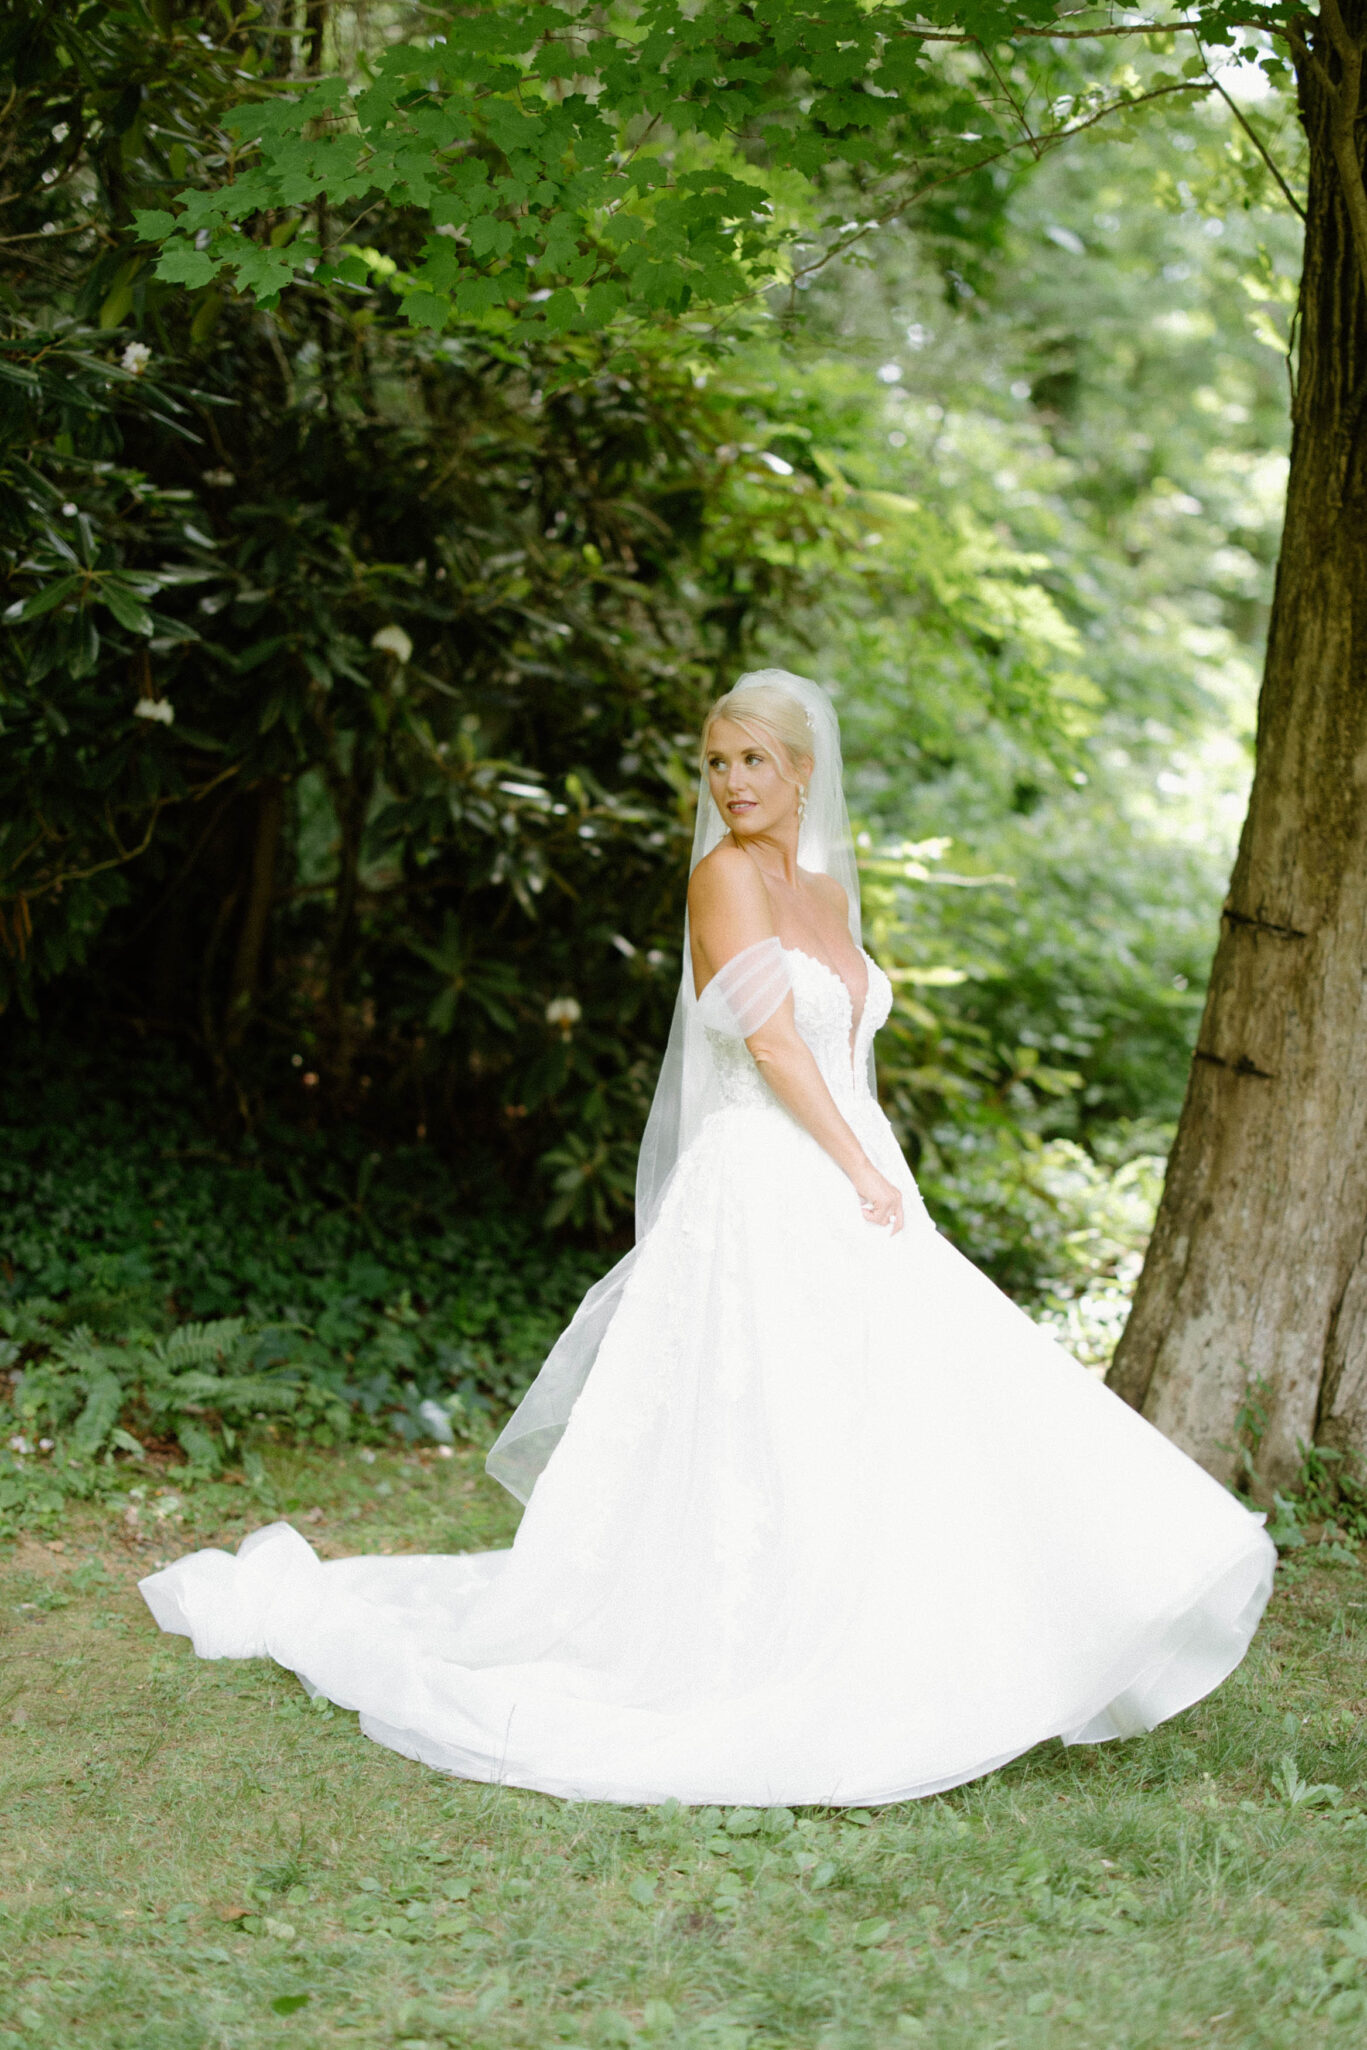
[688, 840, 767, 914]
[688, 842, 775, 969]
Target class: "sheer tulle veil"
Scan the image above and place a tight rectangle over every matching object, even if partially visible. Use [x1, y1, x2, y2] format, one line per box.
[485, 668, 865, 1502]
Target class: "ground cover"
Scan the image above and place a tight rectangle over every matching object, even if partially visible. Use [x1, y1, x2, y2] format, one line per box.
[3, 1443, 1367, 2050]
[0, 1049, 612, 1538]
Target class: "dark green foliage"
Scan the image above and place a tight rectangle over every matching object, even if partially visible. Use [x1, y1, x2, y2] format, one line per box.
[0, 1041, 609, 1534]
[0, 3, 1307, 1424]
[0, 5, 827, 1220]
[4, 2, 1112, 1241]
[0, 1049, 605, 1396]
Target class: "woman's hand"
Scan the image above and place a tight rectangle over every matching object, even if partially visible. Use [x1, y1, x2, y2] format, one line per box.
[853, 1164, 904, 1235]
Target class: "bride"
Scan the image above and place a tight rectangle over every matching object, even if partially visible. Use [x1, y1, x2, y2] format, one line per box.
[142, 668, 1275, 1807]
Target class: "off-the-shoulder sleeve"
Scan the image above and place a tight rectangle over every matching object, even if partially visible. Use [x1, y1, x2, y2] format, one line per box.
[694, 936, 793, 1039]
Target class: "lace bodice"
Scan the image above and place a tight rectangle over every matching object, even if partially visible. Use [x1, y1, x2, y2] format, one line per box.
[704, 946, 893, 1114]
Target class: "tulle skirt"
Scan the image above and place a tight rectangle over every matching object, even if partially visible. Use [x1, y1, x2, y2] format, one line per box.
[142, 1098, 1275, 1806]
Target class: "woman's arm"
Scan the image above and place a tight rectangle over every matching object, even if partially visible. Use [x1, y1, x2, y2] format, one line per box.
[689, 851, 903, 1232]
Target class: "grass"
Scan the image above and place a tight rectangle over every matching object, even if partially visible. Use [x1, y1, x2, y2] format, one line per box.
[3, 1446, 1367, 2050]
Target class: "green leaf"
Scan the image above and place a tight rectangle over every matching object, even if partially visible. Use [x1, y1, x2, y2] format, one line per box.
[153, 241, 219, 289]
[220, 101, 269, 142]
[5, 575, 84, 622]
[232, 244, 297, 298]
[99, 581, 154, 636]
[540, 288, 581, 332]
[852, 1917, 893, 1948]
[132, 209, 177, 243]
[269, 1993, 310, 2015]
[724, 1808, 760, 1836]
[175, 1420, 221, 1470]
[230, 637, 290, 674]
[70, 1365, 123, 1457]
[401, 292, 448, 330]
[454, 275, 505, 318]
[582, 280, 626, 326]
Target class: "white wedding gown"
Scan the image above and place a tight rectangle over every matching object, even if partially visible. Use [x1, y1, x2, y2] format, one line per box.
[142, 946, 1275, 1806]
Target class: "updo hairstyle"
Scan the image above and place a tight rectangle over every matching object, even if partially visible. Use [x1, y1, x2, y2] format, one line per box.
[700, 671, 816, 786]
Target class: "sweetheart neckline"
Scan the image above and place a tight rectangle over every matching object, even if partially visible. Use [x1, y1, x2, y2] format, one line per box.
[778, 942, 873, 1045]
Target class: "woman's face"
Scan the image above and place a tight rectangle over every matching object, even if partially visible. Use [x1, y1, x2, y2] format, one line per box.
[704, 717, 808, 841]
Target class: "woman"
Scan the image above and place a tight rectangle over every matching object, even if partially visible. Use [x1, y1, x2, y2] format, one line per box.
[142, 668, 1275, 1806]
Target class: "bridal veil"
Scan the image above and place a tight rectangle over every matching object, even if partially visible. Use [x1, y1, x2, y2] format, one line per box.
[485, 667, 863, 1500]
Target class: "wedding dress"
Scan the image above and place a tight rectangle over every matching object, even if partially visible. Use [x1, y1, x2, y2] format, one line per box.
[141, 672, 1275, 1807]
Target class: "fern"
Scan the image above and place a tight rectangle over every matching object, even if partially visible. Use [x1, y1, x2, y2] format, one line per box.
[70, 1367, 123, 1458]
[51, 1325, 122, 1377]
[149, 1319, 247, 1370]
[173, 1419, 221, 1471]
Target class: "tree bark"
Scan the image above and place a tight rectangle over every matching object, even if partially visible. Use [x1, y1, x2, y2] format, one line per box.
[302, 0, 329, 79]
[224, 778, 284, 1049]
[1108, 5, 1367, 1494]
[322, 741, 375, 1082]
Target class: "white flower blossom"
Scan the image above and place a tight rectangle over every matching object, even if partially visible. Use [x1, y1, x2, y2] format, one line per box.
[121, 341, 152, 376]
[370, 624, 413, 665]
[201, 467, 236, 488]
[545, 996, 582, 1030]
[133, 697, 175, 725]
[62, 502, 78, 517]
[417, 1398, 455, 1445]
[8, 1435, 31, 1456]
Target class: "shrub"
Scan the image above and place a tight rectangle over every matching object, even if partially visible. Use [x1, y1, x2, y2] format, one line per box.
[0, 1044, 610, 1535]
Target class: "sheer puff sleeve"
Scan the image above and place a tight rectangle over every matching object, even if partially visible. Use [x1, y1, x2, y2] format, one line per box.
[694, 936, 793, 1039]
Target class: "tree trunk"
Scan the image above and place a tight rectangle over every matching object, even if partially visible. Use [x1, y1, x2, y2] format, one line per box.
[224, 778, 284, 1048]
[323, 742, 375, 1082]
[302, 0, 329, 78]
[1107, 8, 1367, 1495]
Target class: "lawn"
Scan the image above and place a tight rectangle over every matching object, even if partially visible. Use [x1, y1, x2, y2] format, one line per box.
[3, 1444, 1367, 2050]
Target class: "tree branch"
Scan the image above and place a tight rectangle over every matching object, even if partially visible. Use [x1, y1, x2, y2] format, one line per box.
[858, 19, 1212, 47]
[975, 39, 1044, 161]
[0, 223, 90, 246]
[1304, 0, 1367, 290]
[1281, 14, 1337, 97]
[2, 764, 242, 906]
[790, 78, 1214, 286]
[1199, 42, 1307, 217]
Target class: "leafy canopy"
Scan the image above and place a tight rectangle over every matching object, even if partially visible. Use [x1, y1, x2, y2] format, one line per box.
[137, 2, 1299, 340]
[3, 0, 1116, 1249]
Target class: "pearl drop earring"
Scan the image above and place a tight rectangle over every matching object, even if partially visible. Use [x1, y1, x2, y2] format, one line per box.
[797, 784, 808, 825]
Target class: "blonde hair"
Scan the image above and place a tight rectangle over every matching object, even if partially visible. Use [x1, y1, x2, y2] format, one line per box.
[700, 671, 816, 784]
